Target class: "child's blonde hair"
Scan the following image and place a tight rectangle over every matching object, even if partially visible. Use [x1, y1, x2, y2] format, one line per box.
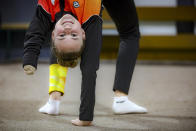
[51, 40, 85, 68]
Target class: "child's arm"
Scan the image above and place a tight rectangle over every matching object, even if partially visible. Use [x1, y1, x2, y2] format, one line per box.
[23, 5, 53, 74]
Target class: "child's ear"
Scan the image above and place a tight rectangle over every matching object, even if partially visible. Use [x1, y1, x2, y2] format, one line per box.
[82, 29, 86, 40]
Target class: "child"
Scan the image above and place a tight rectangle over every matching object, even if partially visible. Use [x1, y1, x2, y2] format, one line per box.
[24, 0, 147, 126]
[23, 0, 102, 126]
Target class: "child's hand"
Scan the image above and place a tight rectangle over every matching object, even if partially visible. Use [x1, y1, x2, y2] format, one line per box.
[23, 65, 36, 75]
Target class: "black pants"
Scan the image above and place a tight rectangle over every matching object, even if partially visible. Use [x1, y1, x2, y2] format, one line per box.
[103, 0, 140, 94]
[50, 0, 140, 121]
[80, 0, 140, 121]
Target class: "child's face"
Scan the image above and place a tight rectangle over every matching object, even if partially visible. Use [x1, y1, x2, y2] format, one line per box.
[52, 14, 85, 53]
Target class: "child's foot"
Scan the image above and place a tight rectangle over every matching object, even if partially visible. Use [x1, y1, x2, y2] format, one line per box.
[38, 98, 60, 115]
[71, 119, 92, 126]
[112, 96, 147, 114]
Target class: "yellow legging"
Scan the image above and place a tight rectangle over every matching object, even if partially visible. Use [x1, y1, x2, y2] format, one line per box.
[49, 64, 68, 95]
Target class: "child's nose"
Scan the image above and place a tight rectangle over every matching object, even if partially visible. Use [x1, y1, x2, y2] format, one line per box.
[64, 25, 72, 33]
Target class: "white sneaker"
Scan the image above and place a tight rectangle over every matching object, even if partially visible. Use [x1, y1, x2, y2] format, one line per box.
[112, 96, 147, 114]
[38, 98, 60, 115]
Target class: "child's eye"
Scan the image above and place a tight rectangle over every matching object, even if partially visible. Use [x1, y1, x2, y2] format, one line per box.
[71, 33, 77, 37]
[59, 34, 65, 37]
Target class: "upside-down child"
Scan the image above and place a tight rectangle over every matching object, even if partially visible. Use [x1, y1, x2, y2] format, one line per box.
[23, 0, 147, 126]
[23, 0, 102, 126]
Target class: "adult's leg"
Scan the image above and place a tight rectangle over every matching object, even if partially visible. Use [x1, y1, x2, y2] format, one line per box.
[103, 0, 147, 114]
[103, 0, 140, 94]
[79, 18, 103, 121]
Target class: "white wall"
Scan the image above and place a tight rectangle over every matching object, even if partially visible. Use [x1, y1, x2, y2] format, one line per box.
[102, 22, 177, 36]
[134, 0, 177, 7]
[134, 0, 195, 35]
[139, 22, 177, 35]
[134, 0, 177, 35]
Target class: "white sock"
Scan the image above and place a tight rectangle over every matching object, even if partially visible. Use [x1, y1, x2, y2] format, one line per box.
[38, 98, 60, 115]
[112, 96, 147, 114]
